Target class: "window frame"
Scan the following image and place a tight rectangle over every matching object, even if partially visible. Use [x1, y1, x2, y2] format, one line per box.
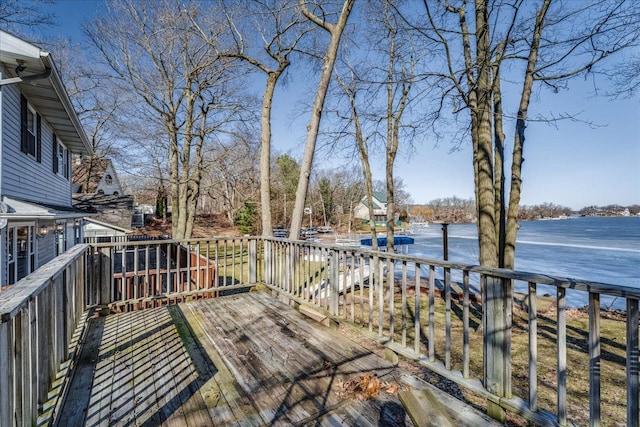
[20, 95, 41, 162]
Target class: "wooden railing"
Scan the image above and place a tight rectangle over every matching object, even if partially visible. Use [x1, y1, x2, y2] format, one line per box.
[261, 237, 640, 427]
[0, 244, 89, 427]
[87, 237, 258, 310]
[1, 236, 638, 426]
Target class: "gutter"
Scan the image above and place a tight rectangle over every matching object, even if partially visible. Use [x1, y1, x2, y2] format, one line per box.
[39, 52, 93, 155]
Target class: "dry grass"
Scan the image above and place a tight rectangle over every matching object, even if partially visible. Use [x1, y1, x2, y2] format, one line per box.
[332, 285, 630, 426]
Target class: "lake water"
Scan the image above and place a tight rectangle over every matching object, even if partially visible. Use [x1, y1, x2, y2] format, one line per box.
[404, 216, 640, 309]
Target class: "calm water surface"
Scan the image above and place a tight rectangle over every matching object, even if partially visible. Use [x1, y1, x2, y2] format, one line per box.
[405, 216, 640, 308]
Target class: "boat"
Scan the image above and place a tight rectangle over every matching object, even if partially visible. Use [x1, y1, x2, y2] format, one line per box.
[311, 264, 371, 298]
[359, 236, 415, 246]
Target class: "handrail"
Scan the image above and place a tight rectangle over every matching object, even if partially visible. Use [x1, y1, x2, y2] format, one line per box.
[0, 244, 89, 427]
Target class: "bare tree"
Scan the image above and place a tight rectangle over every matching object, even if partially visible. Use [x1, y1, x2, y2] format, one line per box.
[379, 0, 416, 253]
[204, 129, 261, 224]
[288, 0, 355, 241]
[192, 0, 309, 236]
[417, 0, 639, 269]
[413, 0, 640, 419]
[334, 68, 380, 249]
[86, 0, 250, 239]
[0, 0, 55, 33]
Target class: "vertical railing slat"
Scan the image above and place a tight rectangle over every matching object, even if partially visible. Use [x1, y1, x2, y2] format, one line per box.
[428, 265, 435, 362]
[445, 266, 451, 370]
[414, 263, 421, 356]
[528, 282, 538, 411]
[627, 298, 639, 427]
[557, 287, 567, 425]
[378, 257, 385, 337]
[589, 292, 601, 427]
[0, 321, 12, 427]
[133, 244, 139, 302]
[389, 259, 395, 342]
[401, 261, 407, 348]
[231, 239, 236, 288]
[368, 255, 374, 333]
[462, 270, 470, 378]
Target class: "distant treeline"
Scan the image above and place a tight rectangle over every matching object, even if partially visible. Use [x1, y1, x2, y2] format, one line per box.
[408, 199, 639, 224]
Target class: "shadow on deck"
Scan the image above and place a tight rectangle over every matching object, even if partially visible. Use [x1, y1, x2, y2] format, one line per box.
[57, 291, 499, 426]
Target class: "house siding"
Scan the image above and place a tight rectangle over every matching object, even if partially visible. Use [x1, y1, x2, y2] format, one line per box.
[1, 79, 73, 207]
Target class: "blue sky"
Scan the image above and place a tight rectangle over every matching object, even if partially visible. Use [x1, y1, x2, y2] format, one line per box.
[40, 0, 640, 210]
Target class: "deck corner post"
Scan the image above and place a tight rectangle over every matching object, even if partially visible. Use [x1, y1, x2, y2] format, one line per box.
[98, 246, 113, 306]
[249, 239, 257, 283]
[483, 274, 511, 423]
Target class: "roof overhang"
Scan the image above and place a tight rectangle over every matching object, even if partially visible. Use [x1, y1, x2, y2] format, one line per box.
[0, 196, 94, 221]
[85, 217, 132, 234]
[0, 31, 92, 155]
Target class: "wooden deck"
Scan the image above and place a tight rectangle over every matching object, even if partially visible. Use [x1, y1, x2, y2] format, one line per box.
[57, 291, 499, 426]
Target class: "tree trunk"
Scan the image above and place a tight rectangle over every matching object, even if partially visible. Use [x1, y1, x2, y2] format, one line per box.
[504, 0, 551, 269]
[260, 73, 278, 236]
[474, 0, 497, 268]
[289, 0, 354, 241]
[169, 129, 180, 239]
[492, 63, 506, 268]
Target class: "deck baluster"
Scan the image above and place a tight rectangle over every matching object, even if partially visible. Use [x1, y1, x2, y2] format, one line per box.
[462, 270, 470, 378]
[557, 287, 567, 425]
[445, 266, 451, 370]
[589, 292, 601, 426]
[528, 281, 538, 411]
[414, 263, 421, 356]
[428, 265, 435, 362]
[627, 298, 639, 427]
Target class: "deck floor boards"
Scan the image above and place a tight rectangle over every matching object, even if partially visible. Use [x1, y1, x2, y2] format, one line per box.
[57, 291, 497, 426]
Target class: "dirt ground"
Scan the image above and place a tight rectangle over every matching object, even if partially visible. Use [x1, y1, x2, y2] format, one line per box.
[130, 214, 241, 238]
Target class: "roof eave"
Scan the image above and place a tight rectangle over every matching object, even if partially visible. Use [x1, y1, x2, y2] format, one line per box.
[0, 31, 93, 156]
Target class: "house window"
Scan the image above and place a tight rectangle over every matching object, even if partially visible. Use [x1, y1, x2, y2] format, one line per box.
[105, 174, 113, 185]
[53, 135, 70, 179]
[6, 224, 35, 286]
[20, 95, 41, 161]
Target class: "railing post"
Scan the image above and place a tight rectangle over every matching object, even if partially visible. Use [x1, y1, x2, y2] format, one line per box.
[263, 239, 272, 285]
[249, 239, 257, 283]
[98, 246, 113, 307]
[0, 321, 10, 427]
[330, 251, 339, 316]
[483, 274, 512, 422]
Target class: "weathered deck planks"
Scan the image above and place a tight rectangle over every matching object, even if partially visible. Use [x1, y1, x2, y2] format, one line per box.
[57, 291, 497, 426]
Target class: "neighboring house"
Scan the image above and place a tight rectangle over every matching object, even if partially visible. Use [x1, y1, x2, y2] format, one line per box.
[72, 158, 135, 238]
[72, 157, 124, 196]
[0, 31, 92, 287]
[72, 194, 133, 241]
[353, 192, 387, 224]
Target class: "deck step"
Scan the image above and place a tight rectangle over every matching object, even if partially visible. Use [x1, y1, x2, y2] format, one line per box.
[398, 388, 456, 427]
